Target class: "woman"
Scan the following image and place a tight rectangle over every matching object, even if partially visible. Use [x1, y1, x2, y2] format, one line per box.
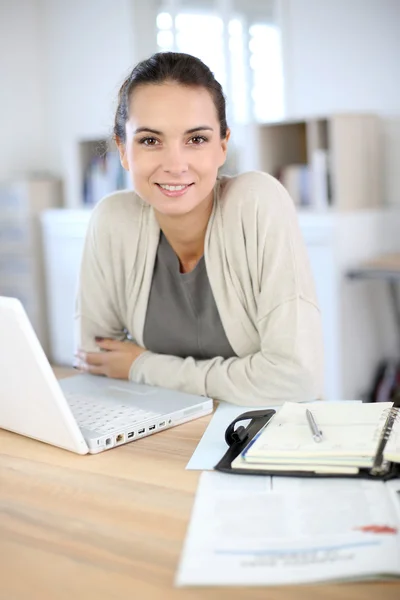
[75, 51, 323, 406]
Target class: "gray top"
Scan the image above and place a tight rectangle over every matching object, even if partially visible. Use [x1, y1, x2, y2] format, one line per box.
[143, 232, 236, 360]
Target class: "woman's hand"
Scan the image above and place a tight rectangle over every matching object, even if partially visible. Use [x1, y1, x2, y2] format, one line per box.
[76, 338, 146, 379]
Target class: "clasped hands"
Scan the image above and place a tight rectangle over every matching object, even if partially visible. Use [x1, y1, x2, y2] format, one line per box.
[75, 338, 146, 379]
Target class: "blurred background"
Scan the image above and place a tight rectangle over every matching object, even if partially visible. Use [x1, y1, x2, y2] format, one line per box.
[0, 0, 399, 401]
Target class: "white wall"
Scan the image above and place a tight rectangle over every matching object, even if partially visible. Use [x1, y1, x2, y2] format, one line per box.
[41, 0, 136, 206]
[283, 0, 399, 116]
[281, 0, 400, 205]
[0, 0, 136, 202]
[0, 0, 49, 180]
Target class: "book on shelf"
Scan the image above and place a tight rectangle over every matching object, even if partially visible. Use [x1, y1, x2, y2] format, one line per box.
[83, 150, 129, 205]
[277, 152, 331, 210]
[311, 149, 332, 209]
[277, 164, 311, 208]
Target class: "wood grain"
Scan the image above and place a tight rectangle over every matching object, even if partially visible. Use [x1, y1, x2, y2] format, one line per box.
[1, 372, 399, 599]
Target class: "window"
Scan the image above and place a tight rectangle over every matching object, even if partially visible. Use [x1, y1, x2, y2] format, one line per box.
[249, 23, 284, 122]
[156, 1, 284, 124]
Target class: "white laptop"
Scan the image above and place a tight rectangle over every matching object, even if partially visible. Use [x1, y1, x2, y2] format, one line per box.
[0, 296, 213, 454]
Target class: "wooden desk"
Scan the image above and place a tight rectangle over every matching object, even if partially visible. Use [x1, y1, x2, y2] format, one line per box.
[357, 254, 400, 273]
[1, 371, 400, 600]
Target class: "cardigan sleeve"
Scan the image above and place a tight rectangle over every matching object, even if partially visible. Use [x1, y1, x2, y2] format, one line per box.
[129, 294, 323, 406]
[74, 199, 127, 354]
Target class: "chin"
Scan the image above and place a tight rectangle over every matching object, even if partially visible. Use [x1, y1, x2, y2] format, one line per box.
[156, 203, 197, 217]
[153, 197, 202, 217]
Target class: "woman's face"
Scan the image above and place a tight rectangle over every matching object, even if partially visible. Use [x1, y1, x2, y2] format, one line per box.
[118, 82, 229, 217]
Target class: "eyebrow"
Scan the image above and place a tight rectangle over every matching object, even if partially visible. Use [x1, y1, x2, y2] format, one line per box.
[133, 126, 214, 135]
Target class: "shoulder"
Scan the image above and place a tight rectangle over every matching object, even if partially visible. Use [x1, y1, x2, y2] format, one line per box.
[89, 189, 145, 230]
[82, 190, 149, 261]
[217, 171, 296, 225]
[85, 190, 148, 249]
[219, 170, 278, 195]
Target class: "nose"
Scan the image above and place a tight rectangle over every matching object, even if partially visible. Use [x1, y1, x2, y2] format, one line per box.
[162, 143, 189, 175]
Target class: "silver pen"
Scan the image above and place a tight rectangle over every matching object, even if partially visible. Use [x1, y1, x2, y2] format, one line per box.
[306, 409, 323, 443]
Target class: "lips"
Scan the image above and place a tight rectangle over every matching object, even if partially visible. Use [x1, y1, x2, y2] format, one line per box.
[155, 182, 194, 198]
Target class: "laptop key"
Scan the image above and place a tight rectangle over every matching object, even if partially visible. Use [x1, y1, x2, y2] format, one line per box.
[65, 392, 160, 434]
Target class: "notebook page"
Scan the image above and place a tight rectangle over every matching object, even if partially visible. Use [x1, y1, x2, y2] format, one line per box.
[243, 402, 393, 462]
[231, 455, 360, 474]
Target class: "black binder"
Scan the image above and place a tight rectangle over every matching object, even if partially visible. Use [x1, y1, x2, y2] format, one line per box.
[214, 407, 400, 481]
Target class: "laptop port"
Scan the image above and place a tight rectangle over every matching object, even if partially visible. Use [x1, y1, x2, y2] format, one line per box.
[127, 432, 134, 439]
[116, 433, 124, 443]
[159, 421, 166, 427]
[138, 428, 145, 435]
[149, 425, 156, 431]
[105, 437, 112, 446]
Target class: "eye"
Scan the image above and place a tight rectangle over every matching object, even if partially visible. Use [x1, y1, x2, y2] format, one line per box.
[188, 135, 208, 145]
[139, 137, 160, 146]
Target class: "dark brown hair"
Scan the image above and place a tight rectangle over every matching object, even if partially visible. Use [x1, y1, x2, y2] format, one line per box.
[114, 52, 228, 144]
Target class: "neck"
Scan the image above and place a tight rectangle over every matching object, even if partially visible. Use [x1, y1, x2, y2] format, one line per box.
[155, 192, 214, 273]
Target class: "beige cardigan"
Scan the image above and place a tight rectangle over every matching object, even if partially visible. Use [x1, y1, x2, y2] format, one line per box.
[75, 171, 324, 406]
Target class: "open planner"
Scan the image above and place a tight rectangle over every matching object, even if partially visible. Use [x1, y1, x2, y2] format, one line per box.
[215, 400, 400, 480]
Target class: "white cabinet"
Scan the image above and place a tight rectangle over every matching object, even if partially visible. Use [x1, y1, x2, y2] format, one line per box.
[41, 207, 400, 401]
[0, 178, 62, 354]
[41, 209, 92, 365]
[299, 209, 400, 400]
[298, 218, 340, 400]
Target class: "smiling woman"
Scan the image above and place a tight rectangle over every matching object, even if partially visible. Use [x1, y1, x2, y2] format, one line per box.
[75, 52, 324, 407]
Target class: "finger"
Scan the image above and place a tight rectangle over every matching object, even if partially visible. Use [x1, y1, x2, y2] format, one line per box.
[72, 357, 82, 369]
[82, 363, 106, 376]
[96, 338, 127, 351]
[80, 351, 105, 366]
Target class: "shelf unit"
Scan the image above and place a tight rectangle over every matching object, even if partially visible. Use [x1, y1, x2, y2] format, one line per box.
[236, 113, 382, 211]
[77, 138, 130, 206]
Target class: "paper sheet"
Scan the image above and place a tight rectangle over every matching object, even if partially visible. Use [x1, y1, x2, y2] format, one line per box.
[245, 401, 392, 458]
[176, 472, 400, 587]
[186, 402, 257, 470]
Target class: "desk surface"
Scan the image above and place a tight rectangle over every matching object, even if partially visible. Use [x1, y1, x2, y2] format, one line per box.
[348, 253, 400, 279]
[1, 370, 400, 600]
[364, 253, 400, 271]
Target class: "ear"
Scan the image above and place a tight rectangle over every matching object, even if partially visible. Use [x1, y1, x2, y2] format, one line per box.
[218, 128, 231, 166]
[115, 136, 129, 171]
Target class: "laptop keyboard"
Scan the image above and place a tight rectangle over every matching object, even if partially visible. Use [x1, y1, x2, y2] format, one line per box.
[65, 392, 160, 434]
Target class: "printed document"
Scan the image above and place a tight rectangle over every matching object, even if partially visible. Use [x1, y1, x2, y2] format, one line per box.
[176, 472, 400, 586]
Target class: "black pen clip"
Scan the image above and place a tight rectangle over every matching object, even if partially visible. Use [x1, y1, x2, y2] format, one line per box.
[225, 409, 276, 447]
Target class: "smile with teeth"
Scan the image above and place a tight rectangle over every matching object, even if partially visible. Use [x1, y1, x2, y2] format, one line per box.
[157, 183, 193, 191]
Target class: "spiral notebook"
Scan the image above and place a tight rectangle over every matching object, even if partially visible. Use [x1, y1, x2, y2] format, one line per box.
[215, 400, 400, 480]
